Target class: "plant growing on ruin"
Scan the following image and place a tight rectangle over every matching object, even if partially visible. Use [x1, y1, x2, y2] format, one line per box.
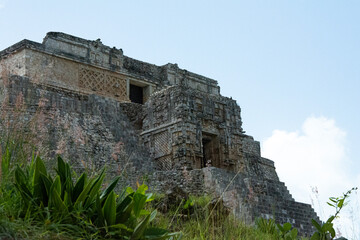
[310, 187, 357, 240]
[13, 155, 181, 239]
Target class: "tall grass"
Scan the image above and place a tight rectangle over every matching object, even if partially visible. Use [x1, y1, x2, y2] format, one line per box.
[152, 195, 280, 240]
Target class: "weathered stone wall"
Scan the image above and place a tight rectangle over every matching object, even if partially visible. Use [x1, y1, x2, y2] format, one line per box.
[0, 49, 27, 77]
[0, 74, 153, 187]
[164, 63, 220, 95]
[202, 167, 319, 237]
[142, 85, 248, 172]
[23, 49, 129, 102]
[42, 32, 219, 96]
[242, 135, 261, 157]
[43, 32, 124, 72]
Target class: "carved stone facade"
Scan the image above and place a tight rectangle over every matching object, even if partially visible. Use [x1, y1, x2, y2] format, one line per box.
[0, 32, 319, 236]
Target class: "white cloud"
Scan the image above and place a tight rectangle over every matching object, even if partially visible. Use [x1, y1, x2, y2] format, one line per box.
[262, 116, 359, 238]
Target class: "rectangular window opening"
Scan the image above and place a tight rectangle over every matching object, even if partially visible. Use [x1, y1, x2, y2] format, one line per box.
[130, 84, 143, 104]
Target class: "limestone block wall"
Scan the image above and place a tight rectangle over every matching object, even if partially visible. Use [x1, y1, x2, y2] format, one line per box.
[0, 75, 154, 186]
[202, 167, 319, 237]
[43, 32, 124, 72]
[2, 32, 224, 107]
[164, 63, 220, 95]
[142, 85, 245, 171]
[23, 49, 129, 102]
[0, 49, 27, 77]
[241, 135, 261, 157]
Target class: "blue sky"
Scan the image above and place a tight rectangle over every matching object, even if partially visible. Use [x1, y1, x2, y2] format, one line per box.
[1, 0, 359, 237]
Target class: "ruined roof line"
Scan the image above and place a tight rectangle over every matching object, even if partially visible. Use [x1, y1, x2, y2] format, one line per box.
[1, 32, 218, 86]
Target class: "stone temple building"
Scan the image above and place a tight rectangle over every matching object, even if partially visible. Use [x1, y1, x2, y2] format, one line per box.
[0, 32, 319, 235]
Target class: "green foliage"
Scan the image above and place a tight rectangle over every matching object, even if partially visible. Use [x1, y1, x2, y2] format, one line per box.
[256, 218, 298, 240]
[255, 218, 277, 235]
[152, 195, 278, 240]
[310, 187, 357, 240]
[11, 155, 180, 239]
[277, 222, 298, 240]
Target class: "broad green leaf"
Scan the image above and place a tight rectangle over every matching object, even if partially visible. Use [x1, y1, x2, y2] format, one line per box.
[40, 173, 54, 196]
[131, 214, 150, 239]
[145, 193, 154, 202]
[330, 227, 336, 237]
[143, 227, 170, 240]
[57, 156, 66, 184]
[140, 209, 151, 216]
[321, 222, 333, 232]
[84, 169, 105, 209]
[49, 181, 68, 215]
[64, 191, 72, 208]
[311, 219, 322, 233]
[290, 228, 298, 238]
[63, 178, 73, 201]
[100, 176, 120, 201]
[117, 194, 134, 213]
[52, 176, 61, 195]
[103, 191, 116, 227]
[127, 186, 135, 194]
[116, 194, 134, 223]
[283, 222, 292, 232]
[326, 216, 335, 223]
[95, 194, 104, 227]
[310, 232, 320, 240]
[327, 202, 335, 207]
[149, 210, 157, 222]
[277, 223, 284, 232]
[338, 198, 344, 208]
[112, 223, 133, 232]
[33, 157, 49, 205]
[72, 173, 86, 202]
[133, 193, 147, 218]
[74, 178, 95, 208]
[14, 167, 33, 203]
[136, 184, 148, 195]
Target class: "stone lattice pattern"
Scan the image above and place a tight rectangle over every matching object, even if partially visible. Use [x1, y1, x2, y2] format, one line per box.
[153, 131, 172, 170]
[156, 155, 172, 170]
[79, 66, 128, 101]
[154, 131, 170, 158]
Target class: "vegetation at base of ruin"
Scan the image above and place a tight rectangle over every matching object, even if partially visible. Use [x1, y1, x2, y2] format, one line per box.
[0, 133, 357, 239]
[254, 187, 358, 240]
[0, 140, 296, 240]
[0, 144, 180, 239]
[152, 194, 283, 240]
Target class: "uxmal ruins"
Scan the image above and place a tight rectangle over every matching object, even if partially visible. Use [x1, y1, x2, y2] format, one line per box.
[0, 32, 319, 236]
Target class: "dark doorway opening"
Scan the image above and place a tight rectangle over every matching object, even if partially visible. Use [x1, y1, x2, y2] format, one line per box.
[202, 138, 211, 168]
[202, 133, 220, 168]
[130, 84, 143, 104]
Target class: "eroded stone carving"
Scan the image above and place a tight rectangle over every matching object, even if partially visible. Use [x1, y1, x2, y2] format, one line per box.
[79, 66, 128, 101]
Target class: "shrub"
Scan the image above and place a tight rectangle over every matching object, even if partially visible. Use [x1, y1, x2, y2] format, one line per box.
[12, 155, 181, 239]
